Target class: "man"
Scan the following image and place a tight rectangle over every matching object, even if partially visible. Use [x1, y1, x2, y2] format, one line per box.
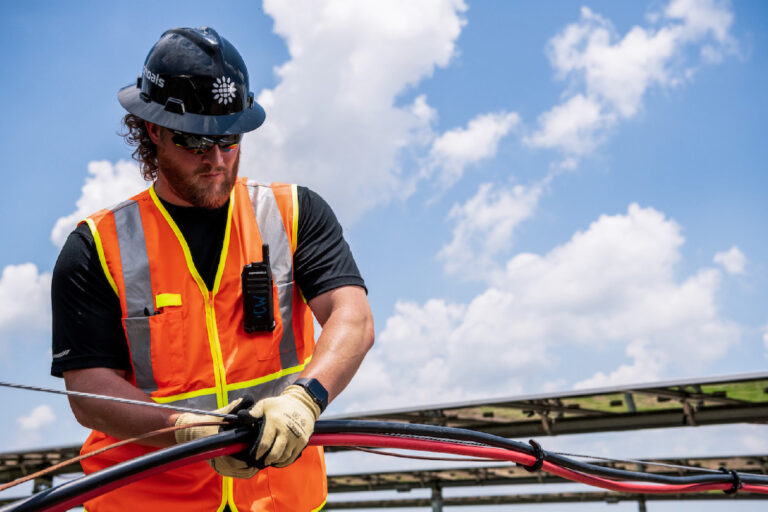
[50, 27, 374, 512]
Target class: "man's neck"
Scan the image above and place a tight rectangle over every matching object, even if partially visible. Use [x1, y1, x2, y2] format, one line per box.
[154, 177, 194, 207]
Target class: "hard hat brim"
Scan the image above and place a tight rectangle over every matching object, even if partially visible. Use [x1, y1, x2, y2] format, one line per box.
[118, 84, 266, 135]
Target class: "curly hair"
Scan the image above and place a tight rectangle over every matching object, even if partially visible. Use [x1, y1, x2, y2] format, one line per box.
[121, 113, 158, 180]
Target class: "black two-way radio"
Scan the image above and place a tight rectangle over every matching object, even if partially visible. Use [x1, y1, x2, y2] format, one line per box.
[241, 244, 276, 333]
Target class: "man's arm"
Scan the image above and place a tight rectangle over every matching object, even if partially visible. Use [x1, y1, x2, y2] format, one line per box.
[301, 285, 375, 403]
[55, 226, 179, 447]
[63, 368, 180, 447]
[240, 284, 373, 469]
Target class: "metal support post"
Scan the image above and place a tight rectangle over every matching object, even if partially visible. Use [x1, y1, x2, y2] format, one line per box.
[33, 475, 54, 493]
[431, 483, 443, 512]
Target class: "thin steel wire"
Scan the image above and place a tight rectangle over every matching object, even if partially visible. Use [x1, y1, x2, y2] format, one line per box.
[0, 381, 236, 419]
[351, 446, 500, 462]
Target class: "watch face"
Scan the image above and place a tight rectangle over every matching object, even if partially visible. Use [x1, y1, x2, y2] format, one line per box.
[296, 378, 328, 411]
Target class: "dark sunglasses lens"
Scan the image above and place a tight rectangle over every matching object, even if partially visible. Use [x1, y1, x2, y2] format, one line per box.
[218, 134, 241, 152]
[172, 131, 241, 154]
[172, 132, 208, 152]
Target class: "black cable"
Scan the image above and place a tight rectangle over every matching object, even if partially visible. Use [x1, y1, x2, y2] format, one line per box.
[316, 420, 768, 486]
[0, 427, 257, 512]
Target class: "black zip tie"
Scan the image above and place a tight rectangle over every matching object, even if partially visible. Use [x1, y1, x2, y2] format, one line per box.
[719, 467, 742, 494]
[518, 439, 545, 472]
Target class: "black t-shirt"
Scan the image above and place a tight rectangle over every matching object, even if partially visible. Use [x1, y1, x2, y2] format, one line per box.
[50, 186, 365, 377]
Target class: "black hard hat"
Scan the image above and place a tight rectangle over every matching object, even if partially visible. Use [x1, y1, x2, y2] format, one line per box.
[118, 27, 265, 135]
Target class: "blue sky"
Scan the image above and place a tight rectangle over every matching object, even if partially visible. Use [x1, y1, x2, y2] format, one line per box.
[1, 1, 767, 510]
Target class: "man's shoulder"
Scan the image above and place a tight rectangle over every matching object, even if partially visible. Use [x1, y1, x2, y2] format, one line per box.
[295, 186, 344, 240]
[81, 188, 154, 227]
[241, 182, 333, 219]
[296, 186, 332, 214]
[53, 223, 99, 281]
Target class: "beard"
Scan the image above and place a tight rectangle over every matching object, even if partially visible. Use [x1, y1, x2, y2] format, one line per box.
[157, 151, 239, 209]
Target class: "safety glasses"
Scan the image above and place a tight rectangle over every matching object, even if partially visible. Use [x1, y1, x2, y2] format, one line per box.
[171, 130, 242, 155]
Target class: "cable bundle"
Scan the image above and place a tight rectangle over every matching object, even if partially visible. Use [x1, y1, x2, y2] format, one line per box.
[3, 420, 767, 512]
[314, 421, 768, 494]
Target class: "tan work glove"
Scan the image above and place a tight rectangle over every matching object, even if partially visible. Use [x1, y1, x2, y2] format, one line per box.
[247, 385, 321, 468]
[174, 398, 259, 479]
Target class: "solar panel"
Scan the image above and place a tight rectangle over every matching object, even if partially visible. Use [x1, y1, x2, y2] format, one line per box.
[327, 371, 768, 439]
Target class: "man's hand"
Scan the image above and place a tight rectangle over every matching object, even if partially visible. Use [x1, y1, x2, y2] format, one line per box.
[247, 385, 321, 468]
[175, 398, 259, 479]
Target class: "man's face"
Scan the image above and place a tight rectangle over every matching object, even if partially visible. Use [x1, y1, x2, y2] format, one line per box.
[150, 124, 240, 209]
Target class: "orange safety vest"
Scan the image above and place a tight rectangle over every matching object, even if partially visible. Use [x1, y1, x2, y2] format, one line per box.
[78, 178, 326, 512]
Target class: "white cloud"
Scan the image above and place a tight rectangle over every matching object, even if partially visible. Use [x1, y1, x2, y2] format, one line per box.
[243, 0, 468, 224]
[0, 264, 51, 342]
[526, 0, 735, 158]
[340, 204, 739, 411]
[50, 160, 148, 247]
[525, 94, 609, 155]
[713, 245, 746, 275]
[13, 404, 56, 449]
[665, 0, 735, 45]
[424, 111, 520, 188]
[341, 296, 531, 410]
[438, 181, 543, 277]
[573, 339, 666, 389]
[17, 404, 55, 431]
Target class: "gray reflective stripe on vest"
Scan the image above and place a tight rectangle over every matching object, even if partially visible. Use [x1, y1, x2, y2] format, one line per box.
[227, 374, 300, 405]
[113, 200, 158, 395]
[158, 393, 219, 412]
[250, 183, 300, 369]
[156, 372, 300, 411]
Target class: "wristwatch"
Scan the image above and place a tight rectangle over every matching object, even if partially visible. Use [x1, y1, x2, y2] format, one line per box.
[293, 378, 329, 413]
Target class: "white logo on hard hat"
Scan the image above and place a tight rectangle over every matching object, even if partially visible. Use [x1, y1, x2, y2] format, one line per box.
[212, 76, 237, 105]
[143, 67, 165, 88]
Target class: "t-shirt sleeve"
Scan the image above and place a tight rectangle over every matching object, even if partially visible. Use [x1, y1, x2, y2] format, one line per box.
[50, 223, 131, 377]
[294, 186, 366, 301]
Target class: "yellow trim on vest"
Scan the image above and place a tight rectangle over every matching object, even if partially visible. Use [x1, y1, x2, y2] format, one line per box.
[148, 186, 208, 293]
[225, 476, 238, 512]
[291, 183, 299, 253]
[155, 293, 182, 309]
[292, 185, 308, 304]
[151, 385, 217, 404]
[311, 498, 327, 511]
[213, 197, 235, 295]
[223, 476, 236, 512]
[149, 185, 231, 408]
[225, 355, 312, 392]
[150, 355, 311, 404]
[84, 218, 118, 296]
[205, 299, 229, 408]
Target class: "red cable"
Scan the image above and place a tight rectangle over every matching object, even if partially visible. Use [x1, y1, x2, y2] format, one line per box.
[310, 434, 768, 495]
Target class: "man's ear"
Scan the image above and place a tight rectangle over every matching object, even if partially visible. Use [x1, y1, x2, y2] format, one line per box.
[145, 121, 163, 144]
